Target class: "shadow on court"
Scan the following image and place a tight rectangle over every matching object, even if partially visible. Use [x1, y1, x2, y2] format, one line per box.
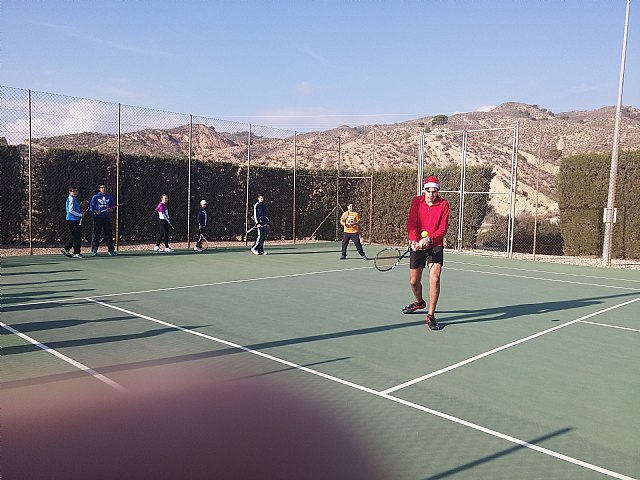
[1, 314, 424, 388]
[1, 324, 207, 356]
[422, 428, 572, 480]
[431, 291, 640, 329]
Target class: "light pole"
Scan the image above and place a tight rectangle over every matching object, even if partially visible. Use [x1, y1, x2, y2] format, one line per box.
[602, 0, 631, 266]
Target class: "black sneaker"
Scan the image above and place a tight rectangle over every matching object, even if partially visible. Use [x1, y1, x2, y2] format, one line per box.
[339, 255, 347, 260]
[60, 248, 71, 257]
[402, 300, 426, 314]
[426, 314, 441, 331]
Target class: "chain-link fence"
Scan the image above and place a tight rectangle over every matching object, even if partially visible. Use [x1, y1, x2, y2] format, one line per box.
[1, 85, 637, 267]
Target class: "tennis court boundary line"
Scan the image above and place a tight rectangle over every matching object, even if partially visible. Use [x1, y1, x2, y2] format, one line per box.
[0, 320, 126, 392]
[382, 296, 640, 395]
[86, 297, 636, 480]
[448, 259, 640, 284]
[579, 320, 640, 333]
[446, 266, 640, 291]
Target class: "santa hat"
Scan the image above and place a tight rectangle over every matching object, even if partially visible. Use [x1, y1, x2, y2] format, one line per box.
[423, 176, 440, 190]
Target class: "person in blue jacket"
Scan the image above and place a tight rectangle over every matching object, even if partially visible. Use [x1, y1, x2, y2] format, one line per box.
[194, 199, 208, 252]
[89, 183, 117, 256]
[60, 187, 84, 258]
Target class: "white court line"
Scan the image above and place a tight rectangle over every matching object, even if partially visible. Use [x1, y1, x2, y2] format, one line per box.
[0, 320, 126, 392]
[448, 259, 640, 284]
[579, 320, 640, 333]
[382, 296, 640, 395]
[446, 266, 640, 291]
[2, 265, 372, 308]
[87, 297, 636, 480]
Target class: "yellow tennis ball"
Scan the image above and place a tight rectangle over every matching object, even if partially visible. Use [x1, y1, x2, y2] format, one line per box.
[421, 230, 429, 238]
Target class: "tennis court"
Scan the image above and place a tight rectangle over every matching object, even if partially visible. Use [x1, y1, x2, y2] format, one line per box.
[2, 242, 639, 479]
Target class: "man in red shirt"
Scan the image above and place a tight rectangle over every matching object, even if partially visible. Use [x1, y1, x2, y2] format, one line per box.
[403, 176, 450, 330]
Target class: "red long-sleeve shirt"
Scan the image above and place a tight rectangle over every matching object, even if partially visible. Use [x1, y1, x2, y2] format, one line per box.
[407, 195, 450, 247]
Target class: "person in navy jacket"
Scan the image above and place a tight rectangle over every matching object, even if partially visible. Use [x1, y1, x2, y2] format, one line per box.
[89, 183, 117, 256]
[251, 194, 268, 255]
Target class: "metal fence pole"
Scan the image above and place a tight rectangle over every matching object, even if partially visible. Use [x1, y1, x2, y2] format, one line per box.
[244, 125, 251, 246]
[336, 136, 341, 240]
[369, 130, 375, 245]
[116, 103, 121, 251]
[457, 131, 467, 252]
[28, 89, 33, 255]
[533, 120, 543, 260]
[187, 115, 192, 248]
[293, 131, 297, 244]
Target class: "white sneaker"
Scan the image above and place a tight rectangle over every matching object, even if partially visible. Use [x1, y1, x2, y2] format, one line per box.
[259, 251, 267, 255]
[164, 247, 173, 253]
[194, 246, 202, 252]
[154, 246, 161, 252]
[251, 248, 259, 255]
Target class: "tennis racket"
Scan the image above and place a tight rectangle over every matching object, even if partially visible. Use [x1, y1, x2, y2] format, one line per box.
[374, 246, 412, 272]
[95, 203, 122, 214]
[246, 216, 270, 234]
[78, 200, 90, 225]
[196, 233, 209, 250]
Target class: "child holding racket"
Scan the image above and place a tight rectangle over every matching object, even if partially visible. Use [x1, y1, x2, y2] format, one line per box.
[89, 183, 117, 256]
[403, 176, 450, 330]
[194, 199, 208, 252]
[154, 194, 173, 253]
[339, 203, 368, 260]
[61, 187, 85, 258]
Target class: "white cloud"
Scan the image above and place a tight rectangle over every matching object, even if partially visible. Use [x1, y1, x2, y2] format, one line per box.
[2, 97, 188, 144]
[295, 81, 313, 95]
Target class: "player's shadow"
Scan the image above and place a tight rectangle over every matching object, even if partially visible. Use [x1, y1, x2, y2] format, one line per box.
[436, 291, 639, 329]
[1, 324, 205, 356]
[422, 427, 572, 479]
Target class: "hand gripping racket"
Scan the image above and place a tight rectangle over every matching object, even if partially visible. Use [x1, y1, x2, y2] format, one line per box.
[78, 200, 90, 226]
[374, 231, 429, 272]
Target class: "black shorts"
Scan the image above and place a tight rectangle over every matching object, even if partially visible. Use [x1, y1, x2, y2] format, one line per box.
[409, 246, 444, 269]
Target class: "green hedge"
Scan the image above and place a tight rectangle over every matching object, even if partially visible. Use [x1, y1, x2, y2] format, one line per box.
[4, 148, 495, 247]
[559, 151, 640, 258]
[0, 145, 24, 242]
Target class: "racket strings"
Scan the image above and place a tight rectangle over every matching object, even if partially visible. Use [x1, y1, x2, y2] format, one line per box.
[374, 249, 402, 271]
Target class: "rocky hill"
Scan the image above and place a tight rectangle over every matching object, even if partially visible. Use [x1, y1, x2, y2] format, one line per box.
[25, 102, 640, 218]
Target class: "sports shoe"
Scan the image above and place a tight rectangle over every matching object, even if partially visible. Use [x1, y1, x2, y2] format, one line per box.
[60, 248, 71, 257]
[362, 255, 369, 261]
[339, 255, 347, 260]
[402, 300, 427, 314]
[251, 248, 259, 255]
[154, 246, 161, 252]
[194, 246, 202, 252]
[426, 314, 441, 331]
[72, 253, 85, 259]
[108, 251, 118, 256]
[164, 247, 173, 253]
[91, 250, 97, 257]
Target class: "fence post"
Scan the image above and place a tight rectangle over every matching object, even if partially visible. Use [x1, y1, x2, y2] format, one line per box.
[293, 131, 297, 244]
[28, 89, 33, 255]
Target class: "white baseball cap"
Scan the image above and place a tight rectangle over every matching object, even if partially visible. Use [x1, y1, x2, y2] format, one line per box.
[200, 199, 208, 206]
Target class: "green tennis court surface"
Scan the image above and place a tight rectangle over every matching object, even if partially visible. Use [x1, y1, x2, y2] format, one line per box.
[2, 242, 639, 479]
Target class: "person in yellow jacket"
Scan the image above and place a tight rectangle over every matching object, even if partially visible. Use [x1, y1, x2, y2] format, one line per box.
[339, 203, 368, 260]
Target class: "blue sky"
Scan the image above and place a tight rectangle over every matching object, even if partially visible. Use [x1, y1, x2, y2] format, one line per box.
[1, 0, 637, 132]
